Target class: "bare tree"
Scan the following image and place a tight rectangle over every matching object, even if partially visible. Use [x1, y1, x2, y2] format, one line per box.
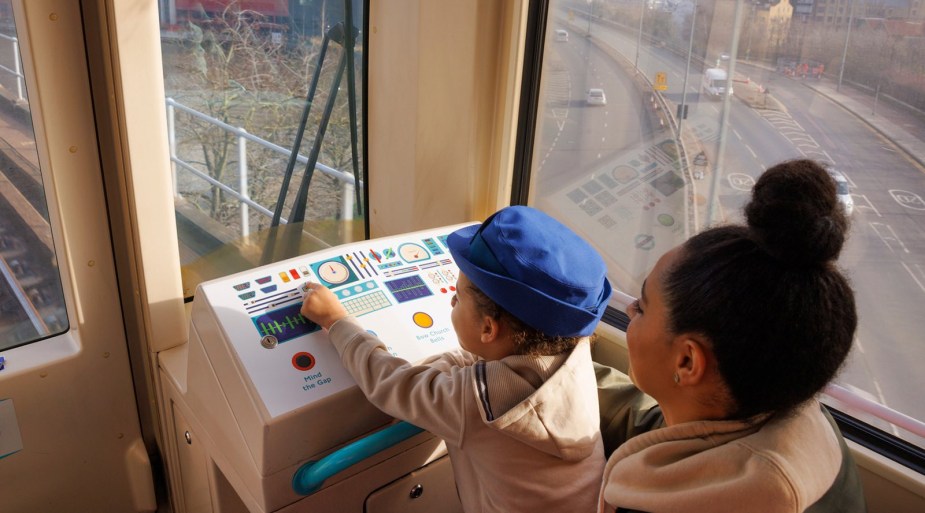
[164, 1, 362, 235]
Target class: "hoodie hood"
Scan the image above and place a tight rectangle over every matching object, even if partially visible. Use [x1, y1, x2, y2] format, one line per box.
[473, 340, 601, 460]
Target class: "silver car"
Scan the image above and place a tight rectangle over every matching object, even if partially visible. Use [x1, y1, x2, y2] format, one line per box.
[586, 88, 606, 106]
[827, 169, 854, 216]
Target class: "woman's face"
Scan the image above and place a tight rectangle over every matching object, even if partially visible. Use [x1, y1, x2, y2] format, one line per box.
[626, 247, 682, 400]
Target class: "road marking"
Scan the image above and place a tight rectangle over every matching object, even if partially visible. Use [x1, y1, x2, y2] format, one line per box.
[732, 129, 742, 140]
[853, 194, 881, 217]
[727, 173, 755, 191]
[870, 222, 910, 254]
[745, 144, 758, 159]
[889, 189, 925, 211]
[901, 262, 925, 294]
[552, 108, 568, 130]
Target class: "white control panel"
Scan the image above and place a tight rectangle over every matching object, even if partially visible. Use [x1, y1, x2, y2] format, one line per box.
[197, 224, 471, 418]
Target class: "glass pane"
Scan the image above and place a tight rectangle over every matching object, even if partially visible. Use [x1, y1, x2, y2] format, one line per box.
[160, 1, 367, 297]
[530, 1, 925, 447]
[0, 6, 69, 350]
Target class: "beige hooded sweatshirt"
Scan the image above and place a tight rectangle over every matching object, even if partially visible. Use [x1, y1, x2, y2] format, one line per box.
[327, 316, 605, 513]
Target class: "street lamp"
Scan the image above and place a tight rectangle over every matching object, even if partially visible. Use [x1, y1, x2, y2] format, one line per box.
[677, 0, 697, 139]
[873, 40, 898, 116]
[587, 0, 593, 37]
[634, 0, 646, 71]
[745, 2, 757, 62]
[837, 0, 856, 92]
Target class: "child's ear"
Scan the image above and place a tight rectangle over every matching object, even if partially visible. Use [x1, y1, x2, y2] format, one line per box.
[480, 315, 501, 344]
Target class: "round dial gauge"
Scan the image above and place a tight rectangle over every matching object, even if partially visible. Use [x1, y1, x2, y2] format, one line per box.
[318, 260, 350, 284]
[398, 243, 429, 263]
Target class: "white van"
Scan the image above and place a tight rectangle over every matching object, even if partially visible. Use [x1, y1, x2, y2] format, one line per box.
[555, 29, 569, 42]
[702, 68, 733, 98]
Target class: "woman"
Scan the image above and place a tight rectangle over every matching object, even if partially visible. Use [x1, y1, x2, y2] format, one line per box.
[597, 159, 867, 513]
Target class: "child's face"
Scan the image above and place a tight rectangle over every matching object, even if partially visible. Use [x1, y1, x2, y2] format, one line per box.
[450, 273, 488, 356]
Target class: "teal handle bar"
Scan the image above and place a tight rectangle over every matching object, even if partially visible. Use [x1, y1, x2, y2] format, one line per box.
[292, 421, 425, 495]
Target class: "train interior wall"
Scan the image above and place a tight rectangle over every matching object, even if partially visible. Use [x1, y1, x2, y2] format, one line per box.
[0, 0, 924, 512]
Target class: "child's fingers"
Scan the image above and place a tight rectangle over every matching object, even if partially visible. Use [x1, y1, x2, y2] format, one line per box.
[300, 282, 347, 329]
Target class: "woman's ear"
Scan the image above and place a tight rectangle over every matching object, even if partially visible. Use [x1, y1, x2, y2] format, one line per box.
[673, 334, 713, 386]
[667, 334, 734, 422]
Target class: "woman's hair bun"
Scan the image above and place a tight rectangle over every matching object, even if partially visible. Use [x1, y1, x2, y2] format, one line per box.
[744, 159, 849, 267]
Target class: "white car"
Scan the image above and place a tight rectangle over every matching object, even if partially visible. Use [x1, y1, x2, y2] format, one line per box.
[555, 29, 569, 42]
[586, 88, 606, 106]
[827, 169, 854, 216]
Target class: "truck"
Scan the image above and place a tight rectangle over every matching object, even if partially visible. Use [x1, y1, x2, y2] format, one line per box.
[702, 68, 733, 98]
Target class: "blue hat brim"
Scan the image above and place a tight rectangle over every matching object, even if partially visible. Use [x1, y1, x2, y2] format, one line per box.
[447, 224, 612, 337]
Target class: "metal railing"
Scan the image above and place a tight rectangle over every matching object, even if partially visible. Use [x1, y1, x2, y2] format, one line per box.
[166, 97, 359, 238]
[0, 33, 25, 102]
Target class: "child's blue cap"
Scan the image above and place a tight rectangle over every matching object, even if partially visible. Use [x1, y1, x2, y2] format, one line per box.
[447, 206, 612, 337]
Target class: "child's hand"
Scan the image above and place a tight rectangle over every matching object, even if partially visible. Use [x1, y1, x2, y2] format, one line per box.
[300, 282, 348, 330]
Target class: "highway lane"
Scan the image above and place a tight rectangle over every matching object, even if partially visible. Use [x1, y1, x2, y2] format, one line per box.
[533, 32, 656, 198]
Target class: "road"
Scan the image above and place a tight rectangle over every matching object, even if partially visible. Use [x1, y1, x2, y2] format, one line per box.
[536, 12, 925, 440]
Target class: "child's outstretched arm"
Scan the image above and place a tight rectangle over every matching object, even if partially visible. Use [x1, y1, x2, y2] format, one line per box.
[300, 282, 347, 329]
[298, 281, 469, 446]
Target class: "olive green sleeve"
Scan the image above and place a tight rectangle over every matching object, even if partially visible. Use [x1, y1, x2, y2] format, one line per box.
[594, 363, 664, 457]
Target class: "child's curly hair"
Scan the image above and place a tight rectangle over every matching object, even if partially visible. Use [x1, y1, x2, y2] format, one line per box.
[466, 281, 590, 356]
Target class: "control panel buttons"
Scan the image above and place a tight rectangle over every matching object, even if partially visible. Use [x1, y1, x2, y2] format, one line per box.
[292, 352, 316, 371]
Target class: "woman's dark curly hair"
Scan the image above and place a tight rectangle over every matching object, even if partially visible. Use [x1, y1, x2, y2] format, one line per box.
[662, 159, 857, 419]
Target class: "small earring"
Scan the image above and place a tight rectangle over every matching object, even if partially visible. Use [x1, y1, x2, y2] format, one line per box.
[673, 373, 680, 384]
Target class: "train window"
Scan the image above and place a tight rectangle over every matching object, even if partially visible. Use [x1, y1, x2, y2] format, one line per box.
[0, 12, 68, 350]
[525, 1, 925, 451]
[159, 1, 367, 297]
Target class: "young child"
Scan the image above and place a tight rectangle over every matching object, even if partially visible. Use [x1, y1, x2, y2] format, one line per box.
[301, 206, 612, 512]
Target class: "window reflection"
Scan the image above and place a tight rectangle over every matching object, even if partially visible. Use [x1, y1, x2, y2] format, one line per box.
[530, 0, 925, 447]
[160, 1, 366, 296]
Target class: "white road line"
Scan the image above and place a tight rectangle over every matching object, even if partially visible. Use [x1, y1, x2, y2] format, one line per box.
[745, 145, 758, 159]
[853, 194, 881, 217]
[870, 222, 910, 254]
[901, 262, 925, 294]
[732, 129, 742, 140]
